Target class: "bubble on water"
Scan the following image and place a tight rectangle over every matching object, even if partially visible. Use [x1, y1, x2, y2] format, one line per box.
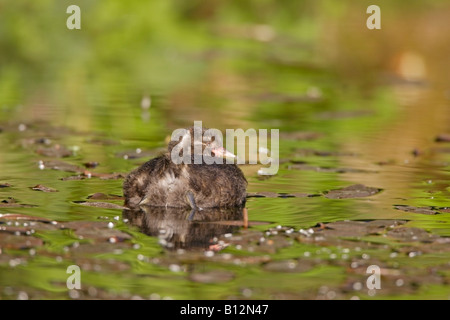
[242, 288, 252, 298]
[107, 222, 114, 229]
[351, 262, 359, 269]
[136, 148, 142, 154]
[113, 216, 120, 221]
[204, 250, 214, 257]
[222, 253, 232, 260]
[9, 258, 21, 267]
[68, 290, 80, 299]
[353, 282, 363, 291]
[17, 291, 29, 300]
[149, 293, 161, 300]
[108, 237, 117, 243]
[88, 287, 98, 297]
[304, 251, 311, 257]
[137, 254, 145, 261]
[368, 289, 377, 297]
[141, 95, 152, 110]
[18, 124, 27, 132]
[389, 252, 398, 258]
[362, 253, 370, 260]
[395, 279, 404, 287]
[133, 244, 141, 250]
[169, 264, 181, 272]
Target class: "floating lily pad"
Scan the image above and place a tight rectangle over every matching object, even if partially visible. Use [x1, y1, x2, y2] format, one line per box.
[59, 221, 132, 243]
[263, 259, 314, 273]
[87, 193, 124, 200]
[0, 213, 52, 223]
[288, 164, 375, 174]
[394, 205, 440, 215]
[30, 184, 58, 192]
[62, 172, 126, 181]
[324, 184, 382, 199]
[36, 145, 73, 158]
[0, 233, 43, 250]
[0, 198, 37, 208]
[116, 149, 159, 160]
[86, 138, 119, 146]
[42, 160, 83, 173]
[387, 227, 438, 243]
[189, 270, 235, 283]
[73, 201, 128, 210]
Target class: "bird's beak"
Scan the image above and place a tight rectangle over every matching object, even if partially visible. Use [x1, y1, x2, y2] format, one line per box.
[212, 147, 236, 159]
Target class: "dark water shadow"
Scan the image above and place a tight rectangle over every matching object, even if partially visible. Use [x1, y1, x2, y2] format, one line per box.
[123, 206, 245, 250]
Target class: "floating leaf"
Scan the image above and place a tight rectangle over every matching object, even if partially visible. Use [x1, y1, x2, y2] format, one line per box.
[73, 201, 128, 210]
[36, 145, 73, 157]
[189, 270, 235, 283]
[394, 205, 440, 215]
[87, 193, 124, 200]
[30, 184, 58, 192]
[324, 184, 382, 199]
[289, 164, 375, 174]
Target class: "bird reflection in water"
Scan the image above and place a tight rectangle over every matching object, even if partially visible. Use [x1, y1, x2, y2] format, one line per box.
[123, 206, 247, 251]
